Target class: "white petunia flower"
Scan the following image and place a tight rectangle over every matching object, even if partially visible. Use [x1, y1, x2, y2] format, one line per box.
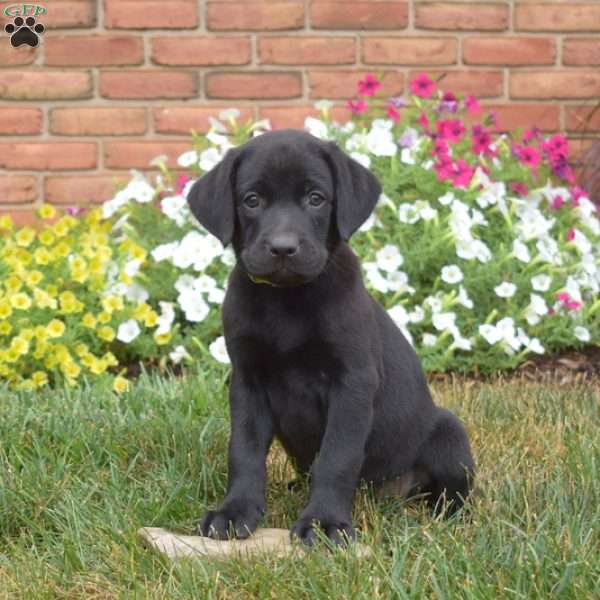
[177, 150, 199, 168]
[151, 242, 178, 263]
[388, 305, 409, 328]
[512, 239, 531, 263]
[156, 302, 175, 336]
[199, 147, 223, 172]
[494, 281, 517, 298]
[398, 203, 420, 224]
[209, 336, 230, 364]
[117, 319, 141, 344]
[531, 274, 552, 292]
[424, 295, 443, 314]
[569, 229, 592, 254]
[350, 152, 371, 168]
[386, 271, 412, 294]
[452, 333, 472, 351]
[208, 287, 226, 305]
[400, 147, 416, 165]
[416, 200, 437, 221]
[441, 265, 463, 284]
[169, 345, 191, 364]
[161, 195, 189, 227]
[422, 333, 437, 347]
[314, 99, 334, 112]
[376, 245, 403, 273]
[457, 285, 474, 310]
[304, 117, 329, 140]
[527, 338, 545, 354]
[125, 283, 149, 304]
[409, 306, 425, 323]
[438, 192, 456, 206]
[218, 108, 240, 122]
[221, 247, 236, 267]
[479, 324, 501, 345]
[574, 326, 590, 342]
[432, 312, 456, 332]
[366, 124, 397, 157]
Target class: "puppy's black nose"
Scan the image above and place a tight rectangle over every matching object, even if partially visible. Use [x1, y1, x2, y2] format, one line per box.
[268, 233, 299, 257]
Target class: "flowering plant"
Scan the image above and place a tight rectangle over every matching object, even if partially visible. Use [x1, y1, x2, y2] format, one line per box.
[1, 75, 598, 390]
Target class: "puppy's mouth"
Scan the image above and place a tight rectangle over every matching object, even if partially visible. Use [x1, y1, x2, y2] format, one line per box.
[247, 267, 311, 287]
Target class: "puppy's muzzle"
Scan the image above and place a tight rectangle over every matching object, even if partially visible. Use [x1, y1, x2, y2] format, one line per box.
[267, 232, 300, 258]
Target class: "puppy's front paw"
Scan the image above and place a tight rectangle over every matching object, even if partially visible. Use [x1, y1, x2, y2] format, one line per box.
[197, 500, 264, 540]
[290, 513, 355, 547]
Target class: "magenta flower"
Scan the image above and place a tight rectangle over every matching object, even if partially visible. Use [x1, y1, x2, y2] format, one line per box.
[433, 138, 449, 158]
[347, 99, 367, 114]
[514, 144, 541, 169]
[357, 73, 381, 97]
[452, 159, 474, 188]
[566, 228, 575, 242]
[464, 95, 480, 115]
[511, 182, 529, 197]
[176, 174, 191, 195]
[437, 119, 465, 144]
[387, 103, 401, 122]
[556, 292, 582, 311]
[65, 206, 86, 216]
[550, 195, 565, 210]
[410, 73, 436, 99]
[434, 156, 454, 182]
[544, 134, 569, 158]
[570, 186, 589, 207]
[472, 124, 493, 156]
[417, 111, 430, 131]
[523, 127, 541, 144]
[438, 91, 458, 113]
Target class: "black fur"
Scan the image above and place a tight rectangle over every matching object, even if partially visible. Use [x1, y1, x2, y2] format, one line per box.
[188, 130, 474, 545]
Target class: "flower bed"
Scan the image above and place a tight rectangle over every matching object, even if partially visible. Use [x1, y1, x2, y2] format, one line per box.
[1, 74, 598, 391]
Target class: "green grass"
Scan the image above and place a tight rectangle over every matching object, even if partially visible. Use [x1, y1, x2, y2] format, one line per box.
[0, 368, 598, 599]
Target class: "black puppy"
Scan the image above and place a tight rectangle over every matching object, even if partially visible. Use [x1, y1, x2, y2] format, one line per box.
[188, 129, 474, 545]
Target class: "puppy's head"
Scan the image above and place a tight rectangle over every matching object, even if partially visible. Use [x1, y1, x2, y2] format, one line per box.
[187, 129, 381, 287]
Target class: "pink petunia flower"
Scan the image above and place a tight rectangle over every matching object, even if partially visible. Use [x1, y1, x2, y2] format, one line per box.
[176, 174, 191, 195]
[472, 124, 494, 156]
[437, 119, 465, 144]
[514, 144, 541, 169]
[452, 159, 474, 188]
[556, 292, 582, 311]
[464, 95, 480, 115]
[387, 103, 401, 122]
[570, 186, 589, 207]
[357, 73, 381, 97]
[523, 127, 541, 144]
[511, 182, 529, 197]
[438, 91, 458, 113]
[417, 111, 430, 131]
[347, 99, 368, 114]
[550, 195, 565, 210]
[567, 228, 575, 241]
[410, 73, 436, 99]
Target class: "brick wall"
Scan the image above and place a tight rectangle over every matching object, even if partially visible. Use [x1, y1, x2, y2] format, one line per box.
[0, 1, 599, 217]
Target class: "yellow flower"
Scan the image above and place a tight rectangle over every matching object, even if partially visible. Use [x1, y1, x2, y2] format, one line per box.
[98, 326, 115, 342]
[38, 229, 55, 246]
[102, 352, 118, 367]
[10, 292, 32, 310]
[33, 288, 57, 310]
[59, 291, 78, 313]
[154, 332, 172, 346]
[10, 336, 29, 356]
[38, 204, 57, 220]
[15, 248, 32, 266]
[0, 215, 13, 230]
[82, 313, 97, 328]
[46, 319, 66, 338]
[113, 376, 129, 394]
[15, 227, 36, 248]
[74, 343, 88, 357]
[34, 325, 49, 341]
[143, 310, 158, 328]
[0, 300, 12, 319]
[20, 328, 34, 342]
[34, 247, 51, 265]
[101, 295, 124, 314]
[0, 321, 12, 336]
[61, 361, 81, 379]
[52, 241, 71, 259]
[98, 311, 111, 324]
[46, 284, 58, 298]
[5, 276, 22, 293]
[71, 269, 89, 284]
[5, 348, 19, 363]
[32, 371, 48, 388]
[25, 270, 43, 287]
[53, 218, 72, 238]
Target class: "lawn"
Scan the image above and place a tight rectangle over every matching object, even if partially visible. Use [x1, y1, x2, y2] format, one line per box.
[0, 368, 598, 599]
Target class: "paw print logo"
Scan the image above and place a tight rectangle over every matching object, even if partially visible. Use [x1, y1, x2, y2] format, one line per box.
[4, 16, 45, 48]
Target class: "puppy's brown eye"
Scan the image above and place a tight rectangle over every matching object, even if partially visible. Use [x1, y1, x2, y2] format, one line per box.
[308, 191, 325, 207]
[243, 193, 260, 209]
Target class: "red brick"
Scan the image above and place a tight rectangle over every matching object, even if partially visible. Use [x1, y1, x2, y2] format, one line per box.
[0, 176, 37, 204]
[259, 36, 355, 65]
[104, 141, 191, 169]
[0, 143, 96, 170]
[151, 37, 251, 66]
[206, 72, 302, 99]
[570, 138, 595, 162]
[45, 175, 130, 205]
[311, 2, 408, 30]
[0, 108, 43, 134]
[37, 2, 95, 28]
[0, 71, 92, 100]
[516, 3, 600, 32]
[45, 36, 143, 66]
[463, 37, 556, 66]
[510, 70, 600, 99]
[258, 105, 350, 129]
[0, 210, 37, 227]
[104, 0, 198, 29]
[309, 70, 404, 99]
[410, 70, 503, 98]
[50, 108, 147, 135]
[208, 2, 304, 30]
[563, 38, 600, 66]
[362, 37, 457, 65]
[153, 106, 254, 134]
[467, 104, 560, 133]
[416, 2, 508, 30]
[565, 106, 600, 133]
[100, 71, 197, 99]
[0, 44, 35, 66]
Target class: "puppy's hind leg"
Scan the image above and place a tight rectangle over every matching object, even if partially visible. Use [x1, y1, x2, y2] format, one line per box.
[414, 408, 475, 516]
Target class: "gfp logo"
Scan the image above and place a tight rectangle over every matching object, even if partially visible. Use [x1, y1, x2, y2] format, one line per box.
[3, 4, 46, 47]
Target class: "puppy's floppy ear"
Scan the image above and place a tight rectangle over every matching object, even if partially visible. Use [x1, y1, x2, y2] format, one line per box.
[325, 141, 381, 240]
[187, 147, 241, 246]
